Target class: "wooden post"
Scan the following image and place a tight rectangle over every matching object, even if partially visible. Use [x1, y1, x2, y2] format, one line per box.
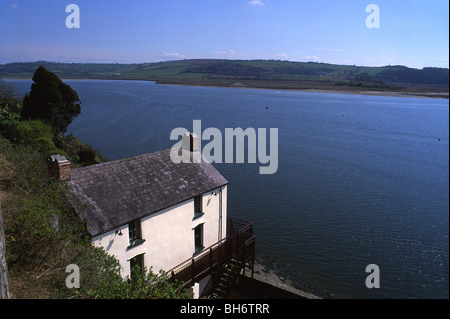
[209, 247, 213, 272]
[0, 204, 10, 299]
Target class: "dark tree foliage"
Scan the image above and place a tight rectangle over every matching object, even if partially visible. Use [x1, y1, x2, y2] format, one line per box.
[374, 66, 449, 85]
[21, 66, 81, 134]
[78, 145, 97, 166]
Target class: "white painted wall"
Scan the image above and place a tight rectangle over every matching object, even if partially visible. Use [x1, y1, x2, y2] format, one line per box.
[92, 185, 227, 279]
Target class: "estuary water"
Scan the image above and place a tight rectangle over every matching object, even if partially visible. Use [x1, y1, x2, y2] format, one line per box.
[6, 79, 449, 298]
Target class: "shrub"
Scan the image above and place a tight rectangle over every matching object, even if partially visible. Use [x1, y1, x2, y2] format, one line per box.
[78, 265, 191, 299]
[0, 81, 23, 135]
[78, 146, 97, 166]
[0, 104, 22, 135]
[6, 119, 66, 156]
[8, 195, 60, 265]
[8, 119, 53, 144]
[53, 134, 84, 159]
[34, 137, 66, 156]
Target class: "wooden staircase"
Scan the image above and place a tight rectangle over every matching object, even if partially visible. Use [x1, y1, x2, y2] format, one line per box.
[208, 217, 256, 299]
[209, 258, 243, 299]
[168, 218, 255, 299]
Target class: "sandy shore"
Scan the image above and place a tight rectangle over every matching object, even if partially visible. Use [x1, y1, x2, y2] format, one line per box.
[295, 88, 449, 99]
[155, 81, 449, 99]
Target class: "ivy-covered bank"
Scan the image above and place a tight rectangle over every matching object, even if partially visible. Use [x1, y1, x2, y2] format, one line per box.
[0, 68, 190, 299]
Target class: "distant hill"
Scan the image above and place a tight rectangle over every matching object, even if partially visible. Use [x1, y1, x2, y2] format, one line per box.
[0, 59, 448, 95]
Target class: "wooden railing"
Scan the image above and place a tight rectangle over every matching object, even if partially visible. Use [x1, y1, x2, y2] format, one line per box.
[169, 237, 230, 287]
[168, 217, 254, 288]
[228, 217, 255, 278]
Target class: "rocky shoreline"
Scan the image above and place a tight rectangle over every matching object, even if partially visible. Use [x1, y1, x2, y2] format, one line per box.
[249, 255, 334, 299]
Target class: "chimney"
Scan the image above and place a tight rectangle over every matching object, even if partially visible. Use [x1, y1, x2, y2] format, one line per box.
[181, 132, 199, 152]
[48, 155, 70, 181]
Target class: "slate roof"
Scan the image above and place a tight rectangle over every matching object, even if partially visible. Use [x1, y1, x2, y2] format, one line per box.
[66, 149, 228, 237]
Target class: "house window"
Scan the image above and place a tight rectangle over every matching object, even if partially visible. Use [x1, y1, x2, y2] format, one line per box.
[194, 224, 204, 253]
[130, 254, 144, 280]
[194, 194, 203, 219]
[128, 219, 144, 247]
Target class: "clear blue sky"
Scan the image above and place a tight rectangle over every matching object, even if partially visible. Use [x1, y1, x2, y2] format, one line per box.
[1, 0, 448, 68]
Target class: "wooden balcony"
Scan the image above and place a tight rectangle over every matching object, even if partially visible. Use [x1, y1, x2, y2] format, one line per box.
[168, 217, 255, 292]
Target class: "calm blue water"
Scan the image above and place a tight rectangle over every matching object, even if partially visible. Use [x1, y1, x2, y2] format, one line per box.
[5, 79, 449, 299]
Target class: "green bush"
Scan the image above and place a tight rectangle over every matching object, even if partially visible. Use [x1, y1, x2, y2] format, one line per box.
[0, 104, 22, 135]
[78, 146, 97, 166]
[7, 119, 66, 156]
[54, 134, 84, 159]
[78, 265, 191, 299]
[8, 196, 60, 264]
[34, 137, 66, 156]
[9, 119, 53, 144]
[0, 81, 23, 135]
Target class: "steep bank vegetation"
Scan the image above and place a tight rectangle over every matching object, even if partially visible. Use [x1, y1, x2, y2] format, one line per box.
[0, 69, 190, 298]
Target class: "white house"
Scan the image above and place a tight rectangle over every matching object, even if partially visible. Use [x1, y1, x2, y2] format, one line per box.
[59, 133, 229, 285]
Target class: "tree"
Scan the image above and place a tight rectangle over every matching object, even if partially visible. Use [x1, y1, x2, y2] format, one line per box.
[21, 66, 81, 134]
[0, 81, 22, 134]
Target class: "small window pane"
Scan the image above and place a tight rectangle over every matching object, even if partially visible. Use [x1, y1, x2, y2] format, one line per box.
[129, 219, 141, 245]
[194, 224, 204, 253]
[194, 195, 202, 213]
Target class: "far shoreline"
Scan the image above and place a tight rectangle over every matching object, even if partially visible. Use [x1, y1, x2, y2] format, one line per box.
[158, 81, 449, 100]
[2, 76, 448, 100]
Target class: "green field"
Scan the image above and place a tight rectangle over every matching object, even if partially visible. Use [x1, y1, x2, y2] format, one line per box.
[1, 59, 448, 97]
